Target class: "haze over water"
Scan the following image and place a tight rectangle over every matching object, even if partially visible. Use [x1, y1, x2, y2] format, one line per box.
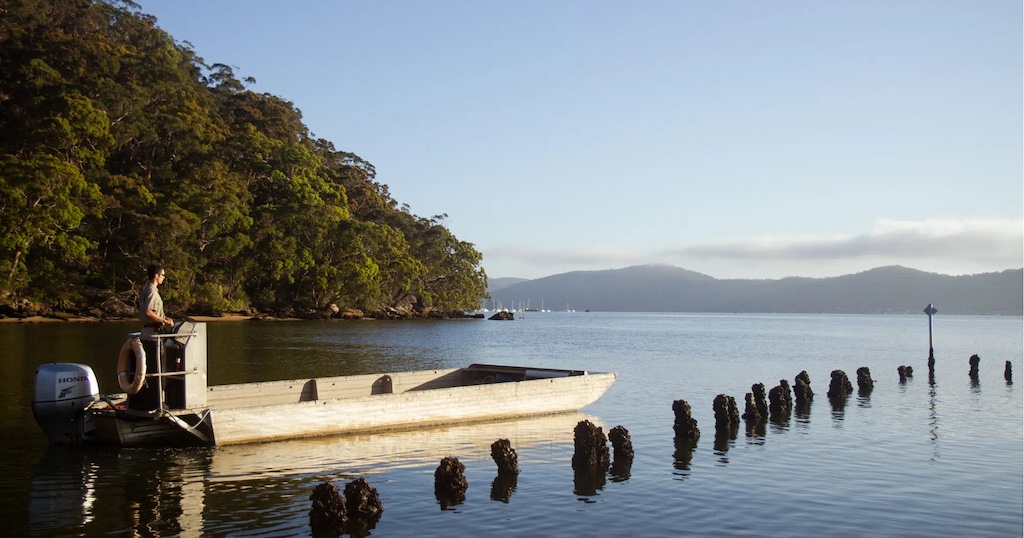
[2, 313, 1021, 535]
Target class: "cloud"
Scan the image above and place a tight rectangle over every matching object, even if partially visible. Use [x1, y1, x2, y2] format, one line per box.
[668, 218, 1023, 266]
[485, 244, 644, 266]
[483, 218, 1023, 278]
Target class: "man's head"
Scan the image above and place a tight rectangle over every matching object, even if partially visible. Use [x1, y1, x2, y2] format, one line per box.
[147, 265, 166, 283]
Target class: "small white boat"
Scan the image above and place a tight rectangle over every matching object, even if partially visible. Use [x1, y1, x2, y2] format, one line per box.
[31, 322, 616, 447]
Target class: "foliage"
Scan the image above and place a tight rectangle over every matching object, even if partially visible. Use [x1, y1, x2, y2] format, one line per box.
[0, 0, 487, 314]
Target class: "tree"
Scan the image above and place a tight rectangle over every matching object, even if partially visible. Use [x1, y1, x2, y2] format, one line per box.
[0, 0, 489, 315]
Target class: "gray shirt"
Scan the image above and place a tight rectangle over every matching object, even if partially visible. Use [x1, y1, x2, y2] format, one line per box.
[138, 281, 164, 325]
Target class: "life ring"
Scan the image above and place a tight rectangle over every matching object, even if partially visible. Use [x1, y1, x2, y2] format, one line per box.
[117, 337, 146, 394]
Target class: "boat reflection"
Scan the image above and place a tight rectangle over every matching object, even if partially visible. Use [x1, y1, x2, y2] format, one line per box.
[29, 446, 210, 536]
[30, 412, 599, 536]
[208, 411, 596, 479]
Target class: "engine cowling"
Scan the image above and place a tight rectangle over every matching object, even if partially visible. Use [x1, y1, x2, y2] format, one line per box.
[32, 363, 99, 444]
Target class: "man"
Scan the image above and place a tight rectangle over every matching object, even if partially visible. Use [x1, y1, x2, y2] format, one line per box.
[138, 264, 173, 339]
[130, 265, 174, 412]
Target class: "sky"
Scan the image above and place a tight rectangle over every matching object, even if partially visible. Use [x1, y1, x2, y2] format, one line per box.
[134, 0, 1023, 280]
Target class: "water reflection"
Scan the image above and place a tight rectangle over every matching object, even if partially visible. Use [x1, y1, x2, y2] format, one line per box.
[928, 379, 940, 461]
[609, 459, 632, 482]
[713, 425, 737, 465]
[829, 395, 848, 426]
[745, 419, 766, 444]
[793, 401, 812, 428]
[29, 413, 592, 535]
[435, 488, 466, 511]
[573, 466, 607, 498]
[672, 437, 696, 480]
[856, 393, 872, 409]
[29, 448, 99, 532]
[29, 446, 210, 537]
[769, 408, 792, 433]
[490, 474, 517, 503]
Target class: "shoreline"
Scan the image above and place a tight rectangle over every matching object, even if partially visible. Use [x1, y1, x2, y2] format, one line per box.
[0, 314, 257, 324]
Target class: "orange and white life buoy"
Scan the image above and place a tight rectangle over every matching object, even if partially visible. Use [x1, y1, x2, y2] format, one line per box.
[117, 337, 146, 394]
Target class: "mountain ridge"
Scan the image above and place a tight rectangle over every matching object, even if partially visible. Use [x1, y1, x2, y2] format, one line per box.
[486, 264, 1023, 315]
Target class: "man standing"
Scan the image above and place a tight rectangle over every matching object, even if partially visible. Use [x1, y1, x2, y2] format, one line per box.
[138, 264, 173, 339]
[131, 265, 173, 412]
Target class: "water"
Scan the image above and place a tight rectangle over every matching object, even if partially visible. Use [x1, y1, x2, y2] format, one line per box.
[1, 313, 1021, 536]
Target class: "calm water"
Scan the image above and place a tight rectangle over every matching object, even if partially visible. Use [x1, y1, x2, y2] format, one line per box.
[1, 313, 1021, 536]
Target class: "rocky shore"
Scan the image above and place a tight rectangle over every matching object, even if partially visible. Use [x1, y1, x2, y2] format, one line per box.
[0, 298, 485, 323]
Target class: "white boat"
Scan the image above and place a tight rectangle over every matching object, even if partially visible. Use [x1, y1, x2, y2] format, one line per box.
[31, 321, 616, 447]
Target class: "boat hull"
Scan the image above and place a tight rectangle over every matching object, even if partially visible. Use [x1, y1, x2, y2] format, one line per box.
[213, 370, 616, 446]
[91, 408, 215, 447]
[86, 366, 616, 447]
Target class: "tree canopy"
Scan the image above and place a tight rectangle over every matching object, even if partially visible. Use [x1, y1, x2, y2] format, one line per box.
[0, 0, 488, 316]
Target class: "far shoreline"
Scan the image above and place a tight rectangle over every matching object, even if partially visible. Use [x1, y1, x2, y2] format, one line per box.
[0, 314, 264, 324]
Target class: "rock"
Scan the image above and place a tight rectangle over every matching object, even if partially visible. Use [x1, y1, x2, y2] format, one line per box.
[101, 297, 135, 319]
[608, 425, 634, 463]
[309, 481, 347, 536]
[571, 420, 610, 471]
[856, 367, 873, 394]
[434, 456, 467, 496]
[752, 383, 769, 417]
[434, 456, 468, 508]
[572, 420, 611, 494]
[768, 382, 791, 418]
[827, 369, 853, 399]
[488, 311, 515, 320]
[490, 438, 519, 476]
[338, 308, 364, 320]
[794, 371, 814, 404]
[793, 377, 813, 406]
[672, 399, 700, 441]
[344, 477, 383, 523]
[969, 354, 980, 378]
[712, 394, 740, 430]
[741, 391, 762, 421]
[608, 425, 634, 480]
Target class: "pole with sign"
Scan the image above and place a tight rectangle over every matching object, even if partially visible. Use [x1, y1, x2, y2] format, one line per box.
[924, 303, 937, 376]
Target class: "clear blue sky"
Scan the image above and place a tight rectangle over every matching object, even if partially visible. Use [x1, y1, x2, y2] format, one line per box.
[135, 0, 1022, 280]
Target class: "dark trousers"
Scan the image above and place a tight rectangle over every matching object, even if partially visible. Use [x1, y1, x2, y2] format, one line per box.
[126, 339, 161, 411]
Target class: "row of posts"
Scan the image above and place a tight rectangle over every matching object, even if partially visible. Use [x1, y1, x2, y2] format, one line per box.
[674, 353, 1013, 453]
[309, 424, 635, 534]
[309, 354, 1012, 533]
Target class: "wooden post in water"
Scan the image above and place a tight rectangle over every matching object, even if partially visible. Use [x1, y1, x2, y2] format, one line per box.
[924, 303, 937, 377]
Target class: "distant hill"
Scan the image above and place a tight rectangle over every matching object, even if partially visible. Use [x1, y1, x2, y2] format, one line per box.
[488, 277, 530, 293]
[486, 265, 1023, 315]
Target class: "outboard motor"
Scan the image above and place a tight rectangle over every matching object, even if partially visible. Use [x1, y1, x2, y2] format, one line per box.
[32, 363, 99, 444]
